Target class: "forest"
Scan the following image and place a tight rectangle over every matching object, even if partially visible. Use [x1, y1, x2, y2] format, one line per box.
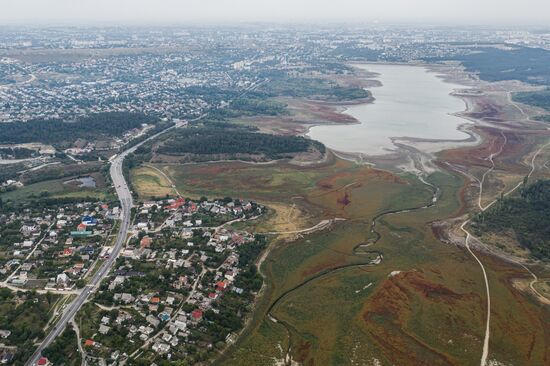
[471, 179, 550, 260]
[0, 112, 156, 146]
[201, 97, 288, 123]
[513, 89, 550, 111]
[156, 126, 324, 160]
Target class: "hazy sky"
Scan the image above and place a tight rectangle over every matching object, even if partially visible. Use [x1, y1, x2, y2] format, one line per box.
[2, 0, 550, 25]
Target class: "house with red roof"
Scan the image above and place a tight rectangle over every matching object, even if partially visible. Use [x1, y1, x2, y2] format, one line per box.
[165, 197, 185, 210]
[37, 357, 50, 366]
[140, 236, 152, 249]
[61, 248, 74, 257]
[232, 233, 245, 245]
[216, 281, 228, 291]
[191, 309, 203, 321]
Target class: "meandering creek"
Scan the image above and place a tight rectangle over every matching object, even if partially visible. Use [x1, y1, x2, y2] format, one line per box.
[267, 173, 440, 365]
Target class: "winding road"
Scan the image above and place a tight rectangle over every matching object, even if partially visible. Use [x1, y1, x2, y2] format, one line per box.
[459, 132, 550, 366]
[460, 221, 491, 366]
[478, 131, 507, 211]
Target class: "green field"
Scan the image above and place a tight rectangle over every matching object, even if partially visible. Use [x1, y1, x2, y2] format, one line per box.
[0, 172, 113, 204]
[130, 157, 550, 366]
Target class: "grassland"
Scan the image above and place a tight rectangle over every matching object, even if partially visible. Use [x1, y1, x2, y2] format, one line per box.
[0, 172, 113, 204]
[130, 165, 174, 199]
[129, 133, 550, 365]
[218, 170, 494, 366]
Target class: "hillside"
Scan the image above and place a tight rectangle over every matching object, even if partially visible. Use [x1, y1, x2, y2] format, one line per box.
[470, 179, 550, 260]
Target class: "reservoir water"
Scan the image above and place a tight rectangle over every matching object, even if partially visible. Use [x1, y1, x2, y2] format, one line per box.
[64, 176, 96, 188]
[307, 63, 471, 156]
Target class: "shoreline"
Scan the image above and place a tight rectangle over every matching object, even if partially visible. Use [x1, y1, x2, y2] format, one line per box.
[304, 62, 483, 164]
[207, 62, 550, 366]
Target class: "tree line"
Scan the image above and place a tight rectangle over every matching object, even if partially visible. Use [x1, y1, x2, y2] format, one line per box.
[0, 112, 156, 146]
[471, 179, 550, 260]
[157, 126, 324, 159]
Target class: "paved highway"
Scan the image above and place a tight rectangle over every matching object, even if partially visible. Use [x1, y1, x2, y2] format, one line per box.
[25, 124, 180, 366]
[25, 82, 258, 364]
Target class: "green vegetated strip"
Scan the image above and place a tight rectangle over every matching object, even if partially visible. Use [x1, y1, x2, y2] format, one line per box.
[513, 88, 550, 113]
[255, 76, 370, 101]
[470, 179, 550, 260]
[0, 112, 156, 146]
[155, 126, 325, 160]
[513, 88, 550, 111]
[209, 98, 289, 120]
[23, 162, 105, 185]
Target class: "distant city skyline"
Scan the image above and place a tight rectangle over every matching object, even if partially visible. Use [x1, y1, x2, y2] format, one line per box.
[2, 0, 550, 26]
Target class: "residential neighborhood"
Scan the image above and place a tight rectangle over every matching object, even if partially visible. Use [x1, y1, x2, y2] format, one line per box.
[1, 200, 119, 291]
[76, 197, 265, 364]
[0, 192, 265, 364]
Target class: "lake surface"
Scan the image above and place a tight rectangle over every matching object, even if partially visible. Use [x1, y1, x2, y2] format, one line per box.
[64, 176, 96, 188]
[307, 64, 471, 155]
